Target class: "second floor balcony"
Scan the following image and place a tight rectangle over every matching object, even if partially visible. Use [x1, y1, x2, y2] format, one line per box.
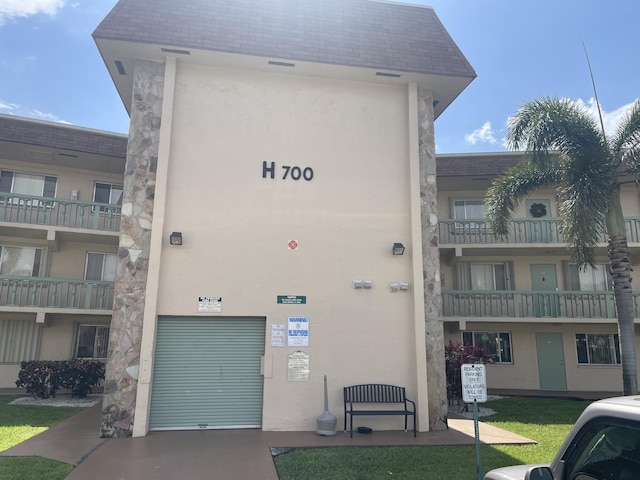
[0, 193, 121, 233]
[442, 290, 640, 320]
[438, 217, 640, 246]
[0, 275, 115, 311]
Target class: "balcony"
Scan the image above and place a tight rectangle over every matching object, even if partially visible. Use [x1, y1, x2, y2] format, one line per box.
[0, 193, 121, 232]
[442, 290, 640, 320]
[0, 276, 114, 311]
[438, 217, 640, 245]
[438, 217, 640, 260]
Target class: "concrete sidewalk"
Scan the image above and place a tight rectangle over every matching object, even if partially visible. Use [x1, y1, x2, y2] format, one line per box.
[2, 403, 534, 479]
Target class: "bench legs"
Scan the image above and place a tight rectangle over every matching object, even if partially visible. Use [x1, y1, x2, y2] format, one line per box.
[344, 414, 416, 438]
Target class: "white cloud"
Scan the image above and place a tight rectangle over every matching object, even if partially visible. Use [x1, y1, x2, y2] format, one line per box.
[574, 97, 638, 138]
[0, 99, 70, 124]
[0, 0, 66, 25]
[464, 121, 497, 145]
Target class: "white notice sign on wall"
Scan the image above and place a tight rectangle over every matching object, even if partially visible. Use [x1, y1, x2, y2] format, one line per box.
[198, 296, 222, 313]
[287, 317, 309, 347]
[271, 324, 286, 347]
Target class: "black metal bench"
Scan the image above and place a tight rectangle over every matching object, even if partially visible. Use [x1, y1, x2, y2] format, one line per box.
[343, 384, 416, 438]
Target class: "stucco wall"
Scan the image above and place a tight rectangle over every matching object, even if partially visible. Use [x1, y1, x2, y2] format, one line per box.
[445, 322, 639, 393]
[152, 64, 419, 431]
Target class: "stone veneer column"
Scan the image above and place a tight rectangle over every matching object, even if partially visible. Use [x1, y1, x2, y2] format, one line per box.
[417, 88, 447, 431]
[101, 59, 165, 437]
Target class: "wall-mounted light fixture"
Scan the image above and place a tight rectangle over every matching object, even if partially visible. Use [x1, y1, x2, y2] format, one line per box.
[389, 282, 400, 292]
[392, 243, 405, 255]
[363, 280, 372, 289]
[353, 280, 363, 289]
[169, 232, 183, 245]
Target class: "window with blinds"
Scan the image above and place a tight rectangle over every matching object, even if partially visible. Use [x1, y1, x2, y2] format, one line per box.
[0, 319, 42, 363]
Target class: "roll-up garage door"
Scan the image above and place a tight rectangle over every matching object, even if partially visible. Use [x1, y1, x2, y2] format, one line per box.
[149, 316, 266, 431]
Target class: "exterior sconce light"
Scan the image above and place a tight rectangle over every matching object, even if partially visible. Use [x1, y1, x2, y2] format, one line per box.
[363, 280, 372, 289]
[169, 232, 183, 245]
[389, 282, 400, 292]
[353, 280, 363, 289]
[399, 283, 409, 291]
[392, 243, 405, 255]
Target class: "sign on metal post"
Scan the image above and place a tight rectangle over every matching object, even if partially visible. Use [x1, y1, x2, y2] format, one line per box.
[461, 363, 487, 403]
[461, 364, 487, 480]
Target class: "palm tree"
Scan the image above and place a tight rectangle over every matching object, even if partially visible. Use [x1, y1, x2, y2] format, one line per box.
[485, 96, 640, 395]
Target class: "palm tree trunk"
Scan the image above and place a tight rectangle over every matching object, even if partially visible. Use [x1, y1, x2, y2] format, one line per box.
[608, 233, 638, 395]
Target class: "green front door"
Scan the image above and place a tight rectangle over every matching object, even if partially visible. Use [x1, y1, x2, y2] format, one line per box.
[536, 333, 567, 390]
[530, 264, 559, 317]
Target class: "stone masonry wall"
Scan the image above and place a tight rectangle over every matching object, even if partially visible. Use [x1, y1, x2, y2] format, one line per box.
[101, 59, 165, 437]
[417, 88, 447, 430]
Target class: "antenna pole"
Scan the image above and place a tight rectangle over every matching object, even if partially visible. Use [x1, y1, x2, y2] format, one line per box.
[581, 37, 606, 138]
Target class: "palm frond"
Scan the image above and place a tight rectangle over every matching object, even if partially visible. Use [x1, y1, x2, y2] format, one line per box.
[484, 163, 561, 236]
[556, 176, 609, 268]
[612, 100, 640, 172]
[506, 97, 606, 166]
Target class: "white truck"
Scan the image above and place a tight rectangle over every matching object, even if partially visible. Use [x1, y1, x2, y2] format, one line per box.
[484, 396, 640, 480]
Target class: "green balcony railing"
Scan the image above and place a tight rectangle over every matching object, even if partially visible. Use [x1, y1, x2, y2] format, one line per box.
[442, 290, 640, 319]
[0, 276, 114, 310]
[438, 217, 640, 245]
[0, 193, 121, 232]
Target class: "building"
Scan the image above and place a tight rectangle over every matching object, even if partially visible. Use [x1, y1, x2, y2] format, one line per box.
[437, 151, 640, 395]
[92, 0, 476, 437]
[0, 114, 126, 386]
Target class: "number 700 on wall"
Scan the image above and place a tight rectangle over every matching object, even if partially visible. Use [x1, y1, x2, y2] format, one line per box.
[262, 161, 314, 181]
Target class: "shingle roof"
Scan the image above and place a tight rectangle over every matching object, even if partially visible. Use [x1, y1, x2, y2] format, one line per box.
[93, 0, 476, 78]
[436, 153, 524, 177]
[0, 115, 127, 158]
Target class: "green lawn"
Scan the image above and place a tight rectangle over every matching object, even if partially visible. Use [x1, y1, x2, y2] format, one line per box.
[274, 397, 592, 480]
[0, 397, 84, 480]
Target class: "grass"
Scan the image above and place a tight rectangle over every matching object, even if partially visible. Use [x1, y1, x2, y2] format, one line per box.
[274, 397, 592, 480]
[0, 396, 84, 480]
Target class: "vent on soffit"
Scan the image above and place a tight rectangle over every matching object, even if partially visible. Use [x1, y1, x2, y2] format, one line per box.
[114, 60, 126, 75]
[375, 71, 401, 78]
[27, 150, 54, 162]
[268, 60, 295, 67]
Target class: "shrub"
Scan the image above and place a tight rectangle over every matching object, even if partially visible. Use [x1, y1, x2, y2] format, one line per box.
[16, 360, 105, 399]
[445, 340, 495, 406]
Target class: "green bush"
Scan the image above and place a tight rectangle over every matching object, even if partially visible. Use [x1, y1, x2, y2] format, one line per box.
[16, 360, 105, 399]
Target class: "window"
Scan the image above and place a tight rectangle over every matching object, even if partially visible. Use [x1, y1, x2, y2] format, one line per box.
[576, 333, 621, 365]
[564, 419, 640, 480]
[0, 246, 41, 277]
[93, 182, 123, 212]
[0, 319, 42, 363]
[463, 331, 512, 363]
[0, 170, 56, 205]
[454, 199, 484, 219]
[470, 263, 507, 290]
[85, 253, 117, 281]
[76, 325, 109, 359]
[567, 263, 612, 291]
[454, 261, 514, 290]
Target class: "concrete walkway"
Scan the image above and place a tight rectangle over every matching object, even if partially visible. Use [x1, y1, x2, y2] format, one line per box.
[1, 402, 534, 479]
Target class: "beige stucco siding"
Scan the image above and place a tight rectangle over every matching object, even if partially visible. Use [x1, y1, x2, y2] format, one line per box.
[151, 64, 419, 431]
[445, 322, 637, 393]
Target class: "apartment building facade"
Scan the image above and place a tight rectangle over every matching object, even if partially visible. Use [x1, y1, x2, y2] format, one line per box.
[438, 152, 640, 395]
[0, 115, 126, 387]
[92, 0, 476, 437]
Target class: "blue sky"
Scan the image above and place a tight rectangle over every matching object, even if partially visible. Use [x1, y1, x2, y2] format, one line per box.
[0, 0, 638, 154]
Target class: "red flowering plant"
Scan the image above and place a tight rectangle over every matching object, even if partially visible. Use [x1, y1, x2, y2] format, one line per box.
[445, 340, 496, 409]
